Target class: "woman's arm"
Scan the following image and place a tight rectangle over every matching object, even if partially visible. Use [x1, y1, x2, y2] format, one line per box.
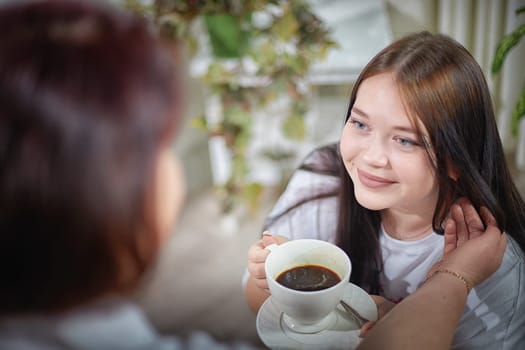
[357, 268, 469, 349]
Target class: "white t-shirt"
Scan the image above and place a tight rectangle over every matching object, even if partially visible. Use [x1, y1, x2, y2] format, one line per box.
[379, 226, 443, 302]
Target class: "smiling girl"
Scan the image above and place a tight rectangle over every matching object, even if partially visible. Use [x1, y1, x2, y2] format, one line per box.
[245, 31, 525, 348]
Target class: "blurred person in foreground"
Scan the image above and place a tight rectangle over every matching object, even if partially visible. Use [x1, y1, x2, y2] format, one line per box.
[0, 0, 251, 348]
[0, 0, 508, 349]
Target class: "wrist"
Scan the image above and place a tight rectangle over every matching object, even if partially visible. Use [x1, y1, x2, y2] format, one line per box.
[424, 269, 472, 295]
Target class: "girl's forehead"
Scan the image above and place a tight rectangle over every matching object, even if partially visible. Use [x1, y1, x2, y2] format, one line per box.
[356, 73, 431, 136]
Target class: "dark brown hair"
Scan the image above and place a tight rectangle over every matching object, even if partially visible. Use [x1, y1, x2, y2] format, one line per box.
[338, 31, 525, 293]
[0, 0, 180, 314]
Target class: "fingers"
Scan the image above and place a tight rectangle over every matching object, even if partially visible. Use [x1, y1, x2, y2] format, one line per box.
[457, 198, 484, 238]
[247, 231, 288, 292]
[261, 231, 289, 247]
[247, 256, 267, 278]
[261, 231, 276, 247]
[247, 255, 269, 290]
[370, 295, 396, 318]
[253, 276, 269, 290]
[359, 295, 395, 337]
[359, 321, 376, 338]
[443, 218, 457, 255]
[450, 202, 469, 245]
[480, 206, 497, 228]
[438, 222, 507, 287]
[247, 237, 270, 290]
[449, 198, 498, 248]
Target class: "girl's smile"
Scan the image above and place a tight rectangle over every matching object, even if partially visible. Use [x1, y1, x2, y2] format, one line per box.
[357, 169, 397, 189]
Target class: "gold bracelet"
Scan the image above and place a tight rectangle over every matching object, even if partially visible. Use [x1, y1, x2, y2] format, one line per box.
[424, 269, 472, 294]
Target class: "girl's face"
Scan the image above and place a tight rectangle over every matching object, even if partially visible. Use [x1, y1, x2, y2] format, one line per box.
[339, 72, 439, 215]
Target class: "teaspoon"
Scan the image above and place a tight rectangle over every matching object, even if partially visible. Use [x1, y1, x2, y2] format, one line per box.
[340, 300, 369, 327]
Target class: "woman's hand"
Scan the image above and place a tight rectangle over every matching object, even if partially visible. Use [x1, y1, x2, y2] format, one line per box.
[435, 198, 507, 287]
[359, 295, 396, 337]
[247, 231, 289, 291]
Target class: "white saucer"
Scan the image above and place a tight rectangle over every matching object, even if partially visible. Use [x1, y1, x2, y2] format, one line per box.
[256, 283, 378, 349]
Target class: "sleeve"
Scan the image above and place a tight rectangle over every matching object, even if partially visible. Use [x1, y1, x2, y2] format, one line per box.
[263, 169, 340, 243]
[182, 331, 259, 350]
[451, 237, 525, 349]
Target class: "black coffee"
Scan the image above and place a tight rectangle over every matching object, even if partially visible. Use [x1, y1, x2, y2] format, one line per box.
[275, 264, 341, 291]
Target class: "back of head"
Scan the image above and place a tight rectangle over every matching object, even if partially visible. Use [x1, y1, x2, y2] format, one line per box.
[0, 0, 180, 314]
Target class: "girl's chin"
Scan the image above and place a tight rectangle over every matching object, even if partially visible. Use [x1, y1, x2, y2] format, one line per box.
[354, 192, 389, 211]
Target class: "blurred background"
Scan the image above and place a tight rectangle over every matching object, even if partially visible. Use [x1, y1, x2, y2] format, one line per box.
[116, 0, 525, 348]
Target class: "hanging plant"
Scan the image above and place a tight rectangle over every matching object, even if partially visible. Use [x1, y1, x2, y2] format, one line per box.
[123, 0, 337, 212]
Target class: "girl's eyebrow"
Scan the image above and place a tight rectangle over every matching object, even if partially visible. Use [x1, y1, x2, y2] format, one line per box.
[351, 106, 369, 118]
[352, 105, 418, 134]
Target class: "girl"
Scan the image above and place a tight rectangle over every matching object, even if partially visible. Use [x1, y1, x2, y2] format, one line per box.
[245, 31, 525, 349]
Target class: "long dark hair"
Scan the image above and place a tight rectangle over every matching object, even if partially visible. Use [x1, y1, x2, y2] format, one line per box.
[0, 0, 180, 314]
[338, 31, 525, 294]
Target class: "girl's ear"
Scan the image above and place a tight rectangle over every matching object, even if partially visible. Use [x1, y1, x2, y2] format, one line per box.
[448, 163, 459, 181]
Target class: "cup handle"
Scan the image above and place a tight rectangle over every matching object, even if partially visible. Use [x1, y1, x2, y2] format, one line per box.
[265, 243, 278, 252]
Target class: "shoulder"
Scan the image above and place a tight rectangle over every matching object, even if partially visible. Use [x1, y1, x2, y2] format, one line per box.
[283, 143, 341, 197]
[471, 235, 524, 300]
[263, 143, 342, 241]
[285, 167, 340, 196]
[265, 186, 339, 241]
[267, 145, 341, 221]
[454, 236, 525, 348]
[264, 171, 339, 242]
[491, 235, 525, 290]
[299, 143, 341, 176]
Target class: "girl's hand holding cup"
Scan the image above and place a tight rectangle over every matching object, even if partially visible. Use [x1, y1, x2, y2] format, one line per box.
[247, 231, 289, 291]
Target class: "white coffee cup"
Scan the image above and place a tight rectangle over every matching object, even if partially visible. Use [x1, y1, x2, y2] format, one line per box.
[265, 239, 351, 334]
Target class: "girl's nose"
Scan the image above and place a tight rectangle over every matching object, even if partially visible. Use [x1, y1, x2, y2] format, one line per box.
[362, 137, 388, 167]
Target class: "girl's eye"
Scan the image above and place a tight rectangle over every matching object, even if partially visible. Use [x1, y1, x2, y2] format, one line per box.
[395, 137, 419, 147]
[348, 117, 369, 131]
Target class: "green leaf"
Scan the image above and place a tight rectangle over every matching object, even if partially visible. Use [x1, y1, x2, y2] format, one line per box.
[203, 62, 234, 85]
[251, 40, 278, 70]
[204, 14, 252, 58]
[284, 53, 308, 75]
[231, 154, 249, 183]
[272, 6, 299, 41]
[282, 114, 305, 140]
[242, 182, 264, 215]
[224, 105, 252, 129]
[191, 115, 208, 130]
[491, 23, 525, 74]
[511, 83, 525, 136]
